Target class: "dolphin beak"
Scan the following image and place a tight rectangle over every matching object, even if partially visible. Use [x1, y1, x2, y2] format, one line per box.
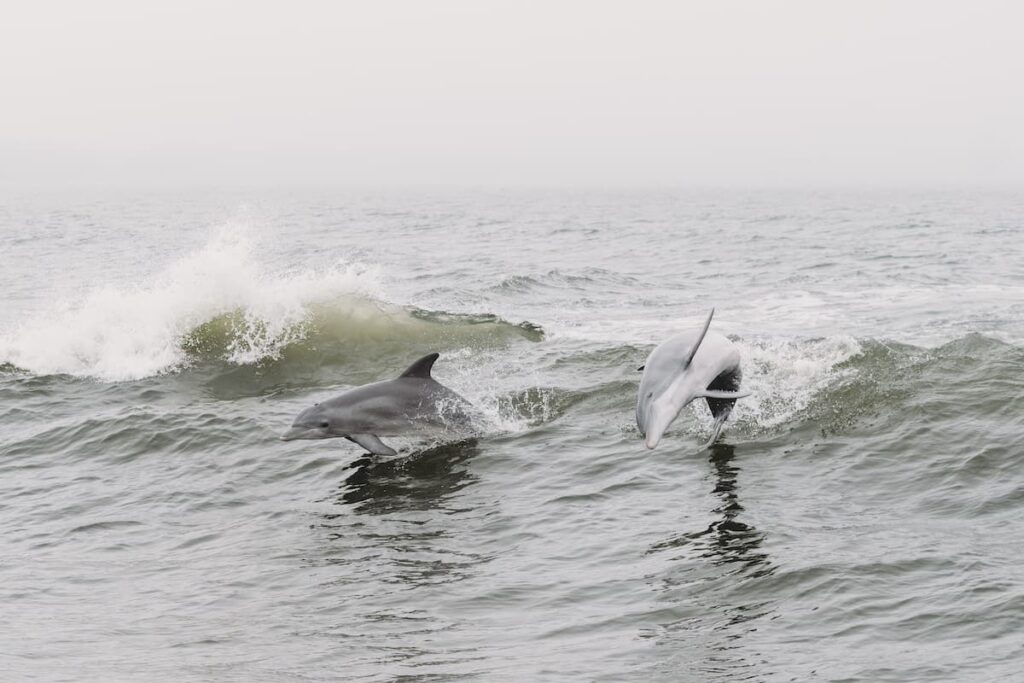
[281, 425, 333, 441]
[642, 393, 698, 450]
[280, 427, 306, 441]
[640, 403, 669, 449]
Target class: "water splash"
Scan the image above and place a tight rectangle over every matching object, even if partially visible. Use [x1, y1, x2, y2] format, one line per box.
[0, 229, 538, 382]
[727, 335, 864, 431]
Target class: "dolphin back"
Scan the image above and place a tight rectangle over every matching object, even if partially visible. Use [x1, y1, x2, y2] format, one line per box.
[321, 376, 472, 433]
[639, 333, 702, 397]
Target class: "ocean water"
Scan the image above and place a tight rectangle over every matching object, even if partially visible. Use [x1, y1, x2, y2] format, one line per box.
[1, 188, 1022, 681]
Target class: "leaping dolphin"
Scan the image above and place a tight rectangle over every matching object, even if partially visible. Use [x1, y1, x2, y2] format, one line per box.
[636, 309, 751, 450]
[281, 352, 475, 456]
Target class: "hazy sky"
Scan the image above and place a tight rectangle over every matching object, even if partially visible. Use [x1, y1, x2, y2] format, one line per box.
[1, 1, 1021, 187]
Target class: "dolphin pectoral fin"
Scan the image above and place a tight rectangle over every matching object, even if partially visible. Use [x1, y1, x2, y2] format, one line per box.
[345, 433, 398, 456]
[697, 389, 751, 400]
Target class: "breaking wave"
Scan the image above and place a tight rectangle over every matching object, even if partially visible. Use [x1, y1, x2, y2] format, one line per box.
[0, 231, 541, 382]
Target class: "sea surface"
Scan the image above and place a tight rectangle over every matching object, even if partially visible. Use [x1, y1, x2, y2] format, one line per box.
[1, 189, 1022, 682]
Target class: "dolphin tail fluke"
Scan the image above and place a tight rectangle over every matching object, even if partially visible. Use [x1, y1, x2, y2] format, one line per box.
[346, 433, 398, 456]
[702, 414, 729, 450]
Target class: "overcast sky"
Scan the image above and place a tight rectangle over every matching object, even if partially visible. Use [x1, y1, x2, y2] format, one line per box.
[1, 1, 1021, 188]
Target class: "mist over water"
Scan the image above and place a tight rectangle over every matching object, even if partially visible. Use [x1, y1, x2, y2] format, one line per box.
[1, 189, 1022, 681]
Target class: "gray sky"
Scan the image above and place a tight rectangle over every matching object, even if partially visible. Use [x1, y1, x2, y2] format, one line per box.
[1, 1, 1021, 188]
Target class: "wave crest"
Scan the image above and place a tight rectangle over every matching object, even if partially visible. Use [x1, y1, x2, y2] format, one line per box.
[0, 231, 541, 382]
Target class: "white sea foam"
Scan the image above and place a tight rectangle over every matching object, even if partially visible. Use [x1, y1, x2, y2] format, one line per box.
[429, 346, 541, 435]
[725, 335, 863, 431]
[0, 227, 381, 381]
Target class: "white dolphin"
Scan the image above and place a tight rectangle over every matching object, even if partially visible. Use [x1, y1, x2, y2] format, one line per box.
[636, 309, 751, 450]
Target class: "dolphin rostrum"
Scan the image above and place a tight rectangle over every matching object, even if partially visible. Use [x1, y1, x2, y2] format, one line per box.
[636, 309, 751, 450]
[281, 352, 475, 456]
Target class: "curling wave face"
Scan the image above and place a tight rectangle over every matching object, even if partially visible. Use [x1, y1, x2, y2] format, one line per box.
[0, 232, 541, 382]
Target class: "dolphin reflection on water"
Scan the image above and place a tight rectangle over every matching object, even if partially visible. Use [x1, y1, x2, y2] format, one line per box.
[335, 439, 481, 512]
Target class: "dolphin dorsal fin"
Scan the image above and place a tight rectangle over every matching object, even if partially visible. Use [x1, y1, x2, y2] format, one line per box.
[399, 352, 439, 379]
[684, 308, 715, 367]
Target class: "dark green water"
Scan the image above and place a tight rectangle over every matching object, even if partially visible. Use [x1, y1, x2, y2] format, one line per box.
[1, 189, 1022, 681]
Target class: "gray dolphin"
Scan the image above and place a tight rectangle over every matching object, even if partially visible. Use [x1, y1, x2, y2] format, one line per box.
[636, 309, 751, 450]
[281, 352, 475, 456]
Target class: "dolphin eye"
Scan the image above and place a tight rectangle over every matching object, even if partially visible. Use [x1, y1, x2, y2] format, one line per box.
[319, 421, 329, 428]
[647, 392, 653, 399]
